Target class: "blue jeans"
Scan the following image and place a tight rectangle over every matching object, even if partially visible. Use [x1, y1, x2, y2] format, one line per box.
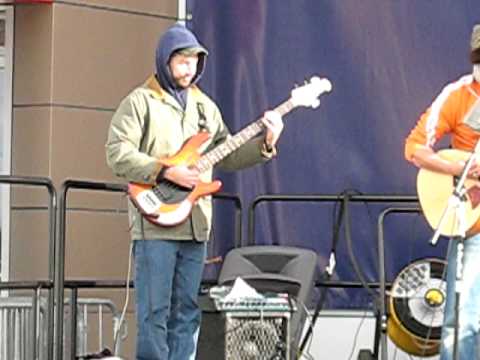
[440, 234, 480, 360]
[133, 239, 206, 360]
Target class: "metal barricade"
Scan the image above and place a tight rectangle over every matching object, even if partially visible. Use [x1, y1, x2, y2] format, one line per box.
[0, 295, 127, 360]
[64, 297, 127, 359]
[0, 296, 47, 360]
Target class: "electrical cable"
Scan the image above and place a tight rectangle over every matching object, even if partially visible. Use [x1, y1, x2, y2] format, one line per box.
[113, 240, 134, 356]
[346, 309, 369, 360]
[342, 190, 392, 359]
[297, 191, 348, 357]
[343, 191, 377, 299]
[297, 299, 315, 360]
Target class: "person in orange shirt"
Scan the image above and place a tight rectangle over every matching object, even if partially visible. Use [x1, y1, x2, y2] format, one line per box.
[405, 24, 480, 360]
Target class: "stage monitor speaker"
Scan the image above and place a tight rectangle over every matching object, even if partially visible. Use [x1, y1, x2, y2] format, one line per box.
[217, 245, 318, 357]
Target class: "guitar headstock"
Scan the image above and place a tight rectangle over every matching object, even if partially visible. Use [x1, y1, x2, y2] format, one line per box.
[290, 76, 332, 109]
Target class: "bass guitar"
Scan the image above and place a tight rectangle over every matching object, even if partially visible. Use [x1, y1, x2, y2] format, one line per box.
[417, 148, 480, 236]
[128, 76, 332, 226]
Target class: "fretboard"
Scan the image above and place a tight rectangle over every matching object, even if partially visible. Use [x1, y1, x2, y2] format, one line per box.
[196, 98, 295, 172]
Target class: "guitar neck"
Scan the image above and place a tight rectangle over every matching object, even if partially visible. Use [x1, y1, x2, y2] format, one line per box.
[196, 99, 295, 172]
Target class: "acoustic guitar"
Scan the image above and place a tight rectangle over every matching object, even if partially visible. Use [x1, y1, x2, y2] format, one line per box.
[417, 148, 480, 236]
[128, 76, 332, 226]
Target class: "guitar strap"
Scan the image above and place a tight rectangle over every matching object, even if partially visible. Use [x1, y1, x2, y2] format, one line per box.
[138, 108, 150, 153]
[196, 102, 208, 132]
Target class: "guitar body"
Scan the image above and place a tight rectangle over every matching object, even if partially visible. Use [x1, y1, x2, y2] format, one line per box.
[417, 149, 480, 236]
[128, 132, 222, 227]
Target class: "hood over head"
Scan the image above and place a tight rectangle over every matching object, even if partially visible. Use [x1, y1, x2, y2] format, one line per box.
[155, 23, 208, 108]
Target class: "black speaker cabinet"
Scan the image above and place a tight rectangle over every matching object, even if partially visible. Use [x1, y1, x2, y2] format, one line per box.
[197, 312, 224, 359]
[196, 295, 225, 359]
[196, 295, 291, 360]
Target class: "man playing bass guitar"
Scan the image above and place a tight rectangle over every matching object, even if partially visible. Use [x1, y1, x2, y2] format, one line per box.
[106, 23, 284, 360]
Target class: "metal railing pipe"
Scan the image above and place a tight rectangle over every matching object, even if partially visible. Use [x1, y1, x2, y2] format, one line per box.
[0, 175, 57, 360]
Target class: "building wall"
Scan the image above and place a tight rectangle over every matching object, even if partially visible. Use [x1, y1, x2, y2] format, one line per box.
[10, 1, 178, 357]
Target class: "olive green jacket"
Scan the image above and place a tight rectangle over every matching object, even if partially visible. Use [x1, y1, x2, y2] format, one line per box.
[106, 76, 274, 241]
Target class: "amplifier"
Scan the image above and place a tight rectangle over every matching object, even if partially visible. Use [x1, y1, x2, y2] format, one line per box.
[224, 311, 291, 360]
[215, 294, 294, 312]
[197, 292, 293, 360]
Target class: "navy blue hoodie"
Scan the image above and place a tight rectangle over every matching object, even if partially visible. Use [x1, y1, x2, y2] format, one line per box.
[155, 23, 208, 109]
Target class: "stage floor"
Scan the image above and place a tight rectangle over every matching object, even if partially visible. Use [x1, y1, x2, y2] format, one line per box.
[304, 309, 439, 360]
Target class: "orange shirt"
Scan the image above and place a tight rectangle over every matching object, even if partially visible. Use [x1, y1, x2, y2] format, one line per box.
[405, 75, 480, 162]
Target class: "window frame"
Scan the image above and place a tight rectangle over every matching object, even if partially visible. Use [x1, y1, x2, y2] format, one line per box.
[1, 6, 14, 281]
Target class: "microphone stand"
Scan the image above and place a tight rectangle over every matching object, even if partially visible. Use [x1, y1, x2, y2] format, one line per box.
[429, 142, 480, 360]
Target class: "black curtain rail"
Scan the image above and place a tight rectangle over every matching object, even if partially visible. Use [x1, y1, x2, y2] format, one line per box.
[60, 179, 128, 193]
[0, 174, 54, 187]
[248, 193, 419, 246]
[251, 193, 418, 204]
[201, 280, 393, 289]
[63, 279, 134, 289]
[0, 280, 53, 290]
[65, 280, 398, 289]
[315, 280, 392, 289]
